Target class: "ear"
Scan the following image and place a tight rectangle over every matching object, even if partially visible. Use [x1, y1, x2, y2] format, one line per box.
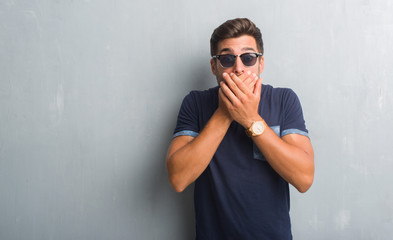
[210, 58, 217, 76]
[259, 56, 265, 73]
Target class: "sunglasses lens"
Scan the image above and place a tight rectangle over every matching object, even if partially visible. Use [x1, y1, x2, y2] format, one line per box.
[219, 55, 235, 68]
[241, 53, 258, 66]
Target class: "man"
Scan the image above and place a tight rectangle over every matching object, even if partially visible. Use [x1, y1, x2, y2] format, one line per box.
[166, 18, 314, 239]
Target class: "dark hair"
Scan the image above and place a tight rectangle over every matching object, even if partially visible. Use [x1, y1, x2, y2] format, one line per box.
[210, 18, 264, 56]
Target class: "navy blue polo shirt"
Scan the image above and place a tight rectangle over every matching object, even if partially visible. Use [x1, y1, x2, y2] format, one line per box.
[173, 84, 309, 240]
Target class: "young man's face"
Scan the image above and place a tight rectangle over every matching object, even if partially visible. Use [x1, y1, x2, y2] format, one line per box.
[210, 35, 264, 85]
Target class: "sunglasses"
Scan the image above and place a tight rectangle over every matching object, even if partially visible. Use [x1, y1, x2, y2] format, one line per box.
[212, 52, 263, 68]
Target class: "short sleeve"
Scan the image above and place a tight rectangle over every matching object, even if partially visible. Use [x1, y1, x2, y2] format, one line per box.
[173, 92, 200, 138]
[281, 89, 309, 138]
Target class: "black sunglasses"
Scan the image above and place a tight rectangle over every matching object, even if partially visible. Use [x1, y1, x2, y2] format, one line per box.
[212, 52, 263, 68]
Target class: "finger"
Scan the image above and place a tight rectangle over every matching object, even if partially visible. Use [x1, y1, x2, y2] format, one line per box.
[222, 73, 244, 98]
[243, 72, 255, 88]
[244, 73, 258, 90]
[219, 85, 235, 110]
[238, 71, 251, 82]
[231, 72, 256, 96]
[218, 87, 228, 101]
[220, 81, 239, 106]
[226, 72, 253, 98]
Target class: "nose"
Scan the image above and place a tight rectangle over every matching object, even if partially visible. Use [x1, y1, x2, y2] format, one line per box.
[233, 56, 244, 75]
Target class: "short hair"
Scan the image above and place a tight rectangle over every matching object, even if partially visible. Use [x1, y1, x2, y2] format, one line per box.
[210, 18, 264, 56]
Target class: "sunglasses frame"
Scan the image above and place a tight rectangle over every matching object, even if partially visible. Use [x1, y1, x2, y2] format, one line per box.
[212, 52, 263, 68]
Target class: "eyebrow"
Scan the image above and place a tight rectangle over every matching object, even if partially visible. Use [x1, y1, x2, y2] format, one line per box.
[219, 47, 257, 54]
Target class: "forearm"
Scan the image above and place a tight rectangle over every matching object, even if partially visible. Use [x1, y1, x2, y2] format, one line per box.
[253, 126, 315, 193]
[166, 109, 232, 192]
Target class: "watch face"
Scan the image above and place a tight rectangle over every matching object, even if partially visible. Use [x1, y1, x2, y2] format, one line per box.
[252, 122, 264, 134]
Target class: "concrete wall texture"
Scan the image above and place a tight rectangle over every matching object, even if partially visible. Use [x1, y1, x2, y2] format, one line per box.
[1, 0, 392, 239]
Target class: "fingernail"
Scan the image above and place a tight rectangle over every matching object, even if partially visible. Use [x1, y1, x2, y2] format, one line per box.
[223, 73, 227, 77]
[247, 71, 251, 75]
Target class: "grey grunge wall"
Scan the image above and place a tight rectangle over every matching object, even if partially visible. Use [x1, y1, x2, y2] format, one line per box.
[1, 0, 392, 239]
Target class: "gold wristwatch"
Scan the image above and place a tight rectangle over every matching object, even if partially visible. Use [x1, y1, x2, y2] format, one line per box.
[245, 120, 267, 137]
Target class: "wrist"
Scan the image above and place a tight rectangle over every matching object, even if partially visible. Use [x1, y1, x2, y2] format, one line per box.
[242, 115, 263, 129]
[214, 108, 233, 125]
